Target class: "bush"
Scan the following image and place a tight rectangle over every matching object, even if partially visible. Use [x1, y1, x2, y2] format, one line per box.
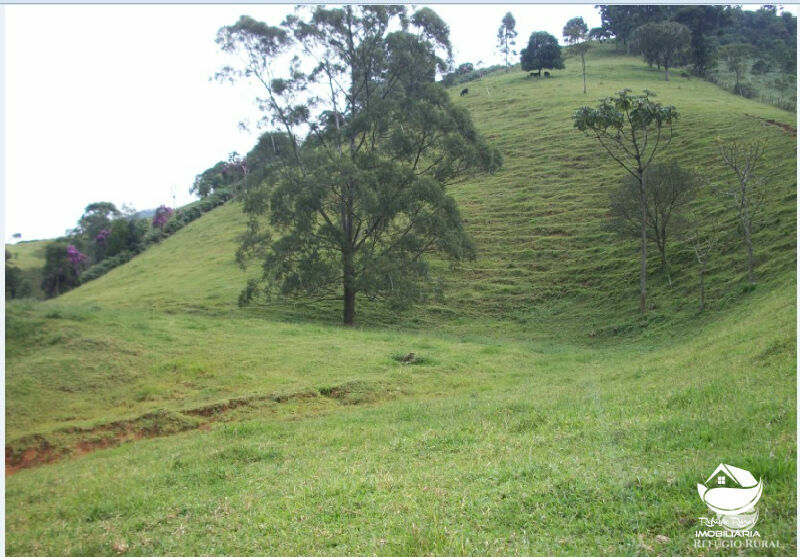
[80, 251, 134, 283]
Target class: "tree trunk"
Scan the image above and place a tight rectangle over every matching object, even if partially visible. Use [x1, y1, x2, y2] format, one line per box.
[664, 64, 670, 81]
[581, 54, 587, 94]
[660, 250, 672, 287]
[342, 250, 356, 326]
[744, 224, 755, 284]
[639, 173, 647, 312]
[699, 264, 705, 311]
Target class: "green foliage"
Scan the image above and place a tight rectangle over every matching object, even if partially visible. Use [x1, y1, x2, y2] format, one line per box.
[79, 250, 135, 283]
[633, 21, 691, 80]
[191, 155, 246, 198]
[222, 6, 501, 324]
[40, 241, 82, 298]
[520, 31, 564, 73]
[106, 218, 147, 257]
[596, 5, 675, 50]
[562, 16, 588, 44]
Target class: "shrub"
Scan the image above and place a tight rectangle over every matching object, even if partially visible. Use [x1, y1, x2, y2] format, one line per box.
[80, 251, 135, 283]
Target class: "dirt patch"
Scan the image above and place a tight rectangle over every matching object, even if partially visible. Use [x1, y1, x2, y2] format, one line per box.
[5, 383, 373, 475]
[745, 113, 797, 137]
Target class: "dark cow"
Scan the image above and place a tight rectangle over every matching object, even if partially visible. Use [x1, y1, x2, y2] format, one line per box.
[529, 70, 541, 78]
[460, 88, 469, 96]
[544, 71, 551, 78]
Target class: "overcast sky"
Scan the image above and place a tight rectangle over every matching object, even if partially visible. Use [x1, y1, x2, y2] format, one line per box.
[1, 4, 790, 241]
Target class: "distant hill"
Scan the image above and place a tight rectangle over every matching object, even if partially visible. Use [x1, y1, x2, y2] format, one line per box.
[133, 208, 157, 220]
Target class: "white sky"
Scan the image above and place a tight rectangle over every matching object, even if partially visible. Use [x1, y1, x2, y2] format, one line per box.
[1, 4, 792, 241]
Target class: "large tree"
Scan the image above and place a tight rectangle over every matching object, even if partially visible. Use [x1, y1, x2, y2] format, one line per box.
[563, 16, 591, 94]
[574, 89, 678, 312]
[496, 12, 518, 71]
[219, 7, 501, 325]
[520, 31, 564, 73]
[633, 21, 691, 81]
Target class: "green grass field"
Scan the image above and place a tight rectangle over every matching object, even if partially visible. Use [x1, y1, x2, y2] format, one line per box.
[5, 47, 796, 554]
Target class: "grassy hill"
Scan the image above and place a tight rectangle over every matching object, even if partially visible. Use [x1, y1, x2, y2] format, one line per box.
[58, 49, 796, 338]
[5, 47, 796, 554]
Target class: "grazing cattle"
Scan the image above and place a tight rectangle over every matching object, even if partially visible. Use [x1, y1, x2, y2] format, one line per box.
[460, 88, 469, 96]
[530, 70, 541, 78]
[544, 71, 551, 78]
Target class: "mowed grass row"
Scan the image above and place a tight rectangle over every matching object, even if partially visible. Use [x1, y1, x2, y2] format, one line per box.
[6, 280, 796, 555]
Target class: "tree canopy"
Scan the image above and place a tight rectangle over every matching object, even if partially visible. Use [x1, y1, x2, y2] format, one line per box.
[520, 31, 564, 73]
[633, 21, 691, 81]
[219, 7, 501, 325]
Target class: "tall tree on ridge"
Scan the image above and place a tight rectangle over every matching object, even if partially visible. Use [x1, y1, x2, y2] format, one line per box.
[563, 16, 591, 94]
[496, 11, 518, 71]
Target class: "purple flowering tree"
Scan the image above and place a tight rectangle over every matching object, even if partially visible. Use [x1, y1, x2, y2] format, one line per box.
[66, 245, 89, 269]
[152, 205, 174, 231]
[95, 228, 110, 244]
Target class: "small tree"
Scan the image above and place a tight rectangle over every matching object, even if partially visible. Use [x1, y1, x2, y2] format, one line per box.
[563, 16, 591, 94]
[633, 21, 691, 81]
[520, 31, 565, 73]
[574, 89, 678, 312]
[496, 12, 518, 71]
[716, 137, 769, 284]
[609, 161, 699, 286]
[688, 220, 719, 312]
[717, 43, 752, 94]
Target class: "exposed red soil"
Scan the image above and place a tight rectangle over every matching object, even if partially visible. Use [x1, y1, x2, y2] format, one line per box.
[6, 386, 346, 475]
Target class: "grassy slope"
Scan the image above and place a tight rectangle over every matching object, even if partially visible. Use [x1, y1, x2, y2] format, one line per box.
[6, 282, 795, 554]
[5, 47, 797, 554]
[60, 49, 796, 338]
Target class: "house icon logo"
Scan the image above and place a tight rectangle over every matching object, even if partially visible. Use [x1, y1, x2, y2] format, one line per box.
[697, 463, 763, 531]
